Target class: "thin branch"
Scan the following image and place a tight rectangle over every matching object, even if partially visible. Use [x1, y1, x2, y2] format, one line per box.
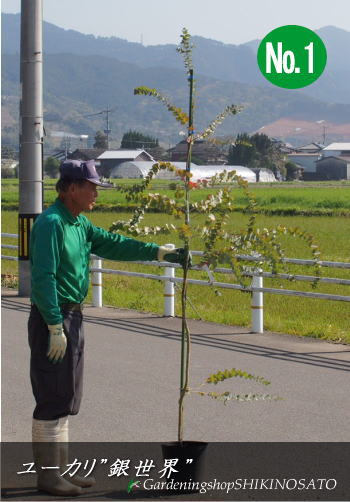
[134, 87, 189, 125]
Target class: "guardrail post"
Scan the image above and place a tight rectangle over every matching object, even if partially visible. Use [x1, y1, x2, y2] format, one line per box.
[251, 270, 263, 333]
[92, 258, 103, 308]
[163, 244, 175, 317]
[164, 265, 175, 316]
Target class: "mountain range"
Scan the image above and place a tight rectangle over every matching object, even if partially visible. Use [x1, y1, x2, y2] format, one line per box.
[2, 13, 350, 149]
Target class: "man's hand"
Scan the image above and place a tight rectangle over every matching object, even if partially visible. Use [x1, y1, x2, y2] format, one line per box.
[157, 247, 192, 268]
[47, 324, 67, 363]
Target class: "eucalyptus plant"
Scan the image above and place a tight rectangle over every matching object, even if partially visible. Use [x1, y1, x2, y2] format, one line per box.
[109, 29, 320, 443]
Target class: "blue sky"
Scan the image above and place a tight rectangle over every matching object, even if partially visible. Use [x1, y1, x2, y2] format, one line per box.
[2, 0, 350, 45]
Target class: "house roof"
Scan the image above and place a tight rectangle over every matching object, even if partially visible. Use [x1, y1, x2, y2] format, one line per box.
[280, 143, 295, 151]
[323, 143, 350, 151]
[298, 142, 324, 151]
[316, 155, 350, 163]
[97, 149, 154, 160]
[69, 148, 106, 160]
[288, 153, 320, 157]
[50, 150, 69, 161]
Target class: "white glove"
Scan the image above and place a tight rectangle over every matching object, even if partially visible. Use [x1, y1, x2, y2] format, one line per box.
[47, 324, 67, 363]
[157, 245, 174, 261]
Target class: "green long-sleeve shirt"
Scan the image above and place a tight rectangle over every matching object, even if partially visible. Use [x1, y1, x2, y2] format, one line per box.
[30, 198, 159, 325]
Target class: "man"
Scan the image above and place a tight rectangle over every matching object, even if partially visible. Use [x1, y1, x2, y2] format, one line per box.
[29, 159, 188, 496]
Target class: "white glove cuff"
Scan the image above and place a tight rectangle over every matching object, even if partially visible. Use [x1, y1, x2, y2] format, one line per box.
[48, 323, 64, 336]
[157, 245, 175, 261]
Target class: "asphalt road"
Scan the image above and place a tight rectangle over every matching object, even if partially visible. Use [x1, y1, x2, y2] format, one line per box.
[2, 290, 350, 443]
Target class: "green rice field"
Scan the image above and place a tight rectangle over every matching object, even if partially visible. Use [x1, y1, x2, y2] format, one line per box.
[2, 179, 350, 216]
[2, 181, 349, 343]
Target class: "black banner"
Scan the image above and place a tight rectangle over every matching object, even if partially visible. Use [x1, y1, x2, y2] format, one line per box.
[1, 442, 349, 500]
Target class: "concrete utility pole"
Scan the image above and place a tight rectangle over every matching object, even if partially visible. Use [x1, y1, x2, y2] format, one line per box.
[18, 0, 43, 296]
[104, 105, 112, 150]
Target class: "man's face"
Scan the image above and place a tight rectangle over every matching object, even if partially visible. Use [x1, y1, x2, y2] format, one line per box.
[70, 180, 98, 213]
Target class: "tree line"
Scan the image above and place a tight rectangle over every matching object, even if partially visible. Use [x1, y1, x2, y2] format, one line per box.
[228, 133, 298, 180]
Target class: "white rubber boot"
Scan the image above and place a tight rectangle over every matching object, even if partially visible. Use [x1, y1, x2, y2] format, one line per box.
[59, 416, 96, 488]
[32, 418, 82, 496]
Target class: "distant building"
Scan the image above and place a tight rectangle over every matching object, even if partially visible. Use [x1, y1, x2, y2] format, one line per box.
[296, 142, 324, 154]
[69, 148, 154, 176]
[169, 140, 226, 164]
[111, 161, 257, 183]
[48, 149, 70, 162]
[144, 146, 168, 161]
[277, 142, 296, 154]
[315, 156, 350, 180]
[322, 143, 350, 157]
[97, 149, 154, 177]
[69, 148, 106, 161]
[287, 153, 321, 175]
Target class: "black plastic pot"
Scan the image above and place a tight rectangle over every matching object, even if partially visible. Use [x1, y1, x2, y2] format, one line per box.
[161, 441, 208, 487]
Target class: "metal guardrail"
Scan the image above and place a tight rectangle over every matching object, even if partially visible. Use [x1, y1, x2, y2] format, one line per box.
[1, 233, 19, 260]
[2, 233, 350, 334]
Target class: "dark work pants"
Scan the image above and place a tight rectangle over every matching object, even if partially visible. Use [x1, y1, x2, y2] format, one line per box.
[28, 305, 85, 420]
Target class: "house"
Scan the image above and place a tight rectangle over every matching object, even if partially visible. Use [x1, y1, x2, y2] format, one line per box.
[322, 143, 350, 157]
[144, 146, 168, 161]
[269, 139, 296, 154]
[48, 149, 70, 162]
[169, 140, 226, 165]
[296, 142, 324, 154]
[68, 148, 155, 176]
[68, 148, 106, 162]
[97, 149, 154, 177]
[278, 142, 296, 154]
[286, 153, 321, 179]
[315, 156, 350, 180]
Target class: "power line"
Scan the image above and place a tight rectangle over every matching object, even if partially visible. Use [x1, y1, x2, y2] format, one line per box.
[83, 105, 117, 149]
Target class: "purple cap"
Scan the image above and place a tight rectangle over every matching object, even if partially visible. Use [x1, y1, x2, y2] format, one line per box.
[59, 159, 113, 188]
